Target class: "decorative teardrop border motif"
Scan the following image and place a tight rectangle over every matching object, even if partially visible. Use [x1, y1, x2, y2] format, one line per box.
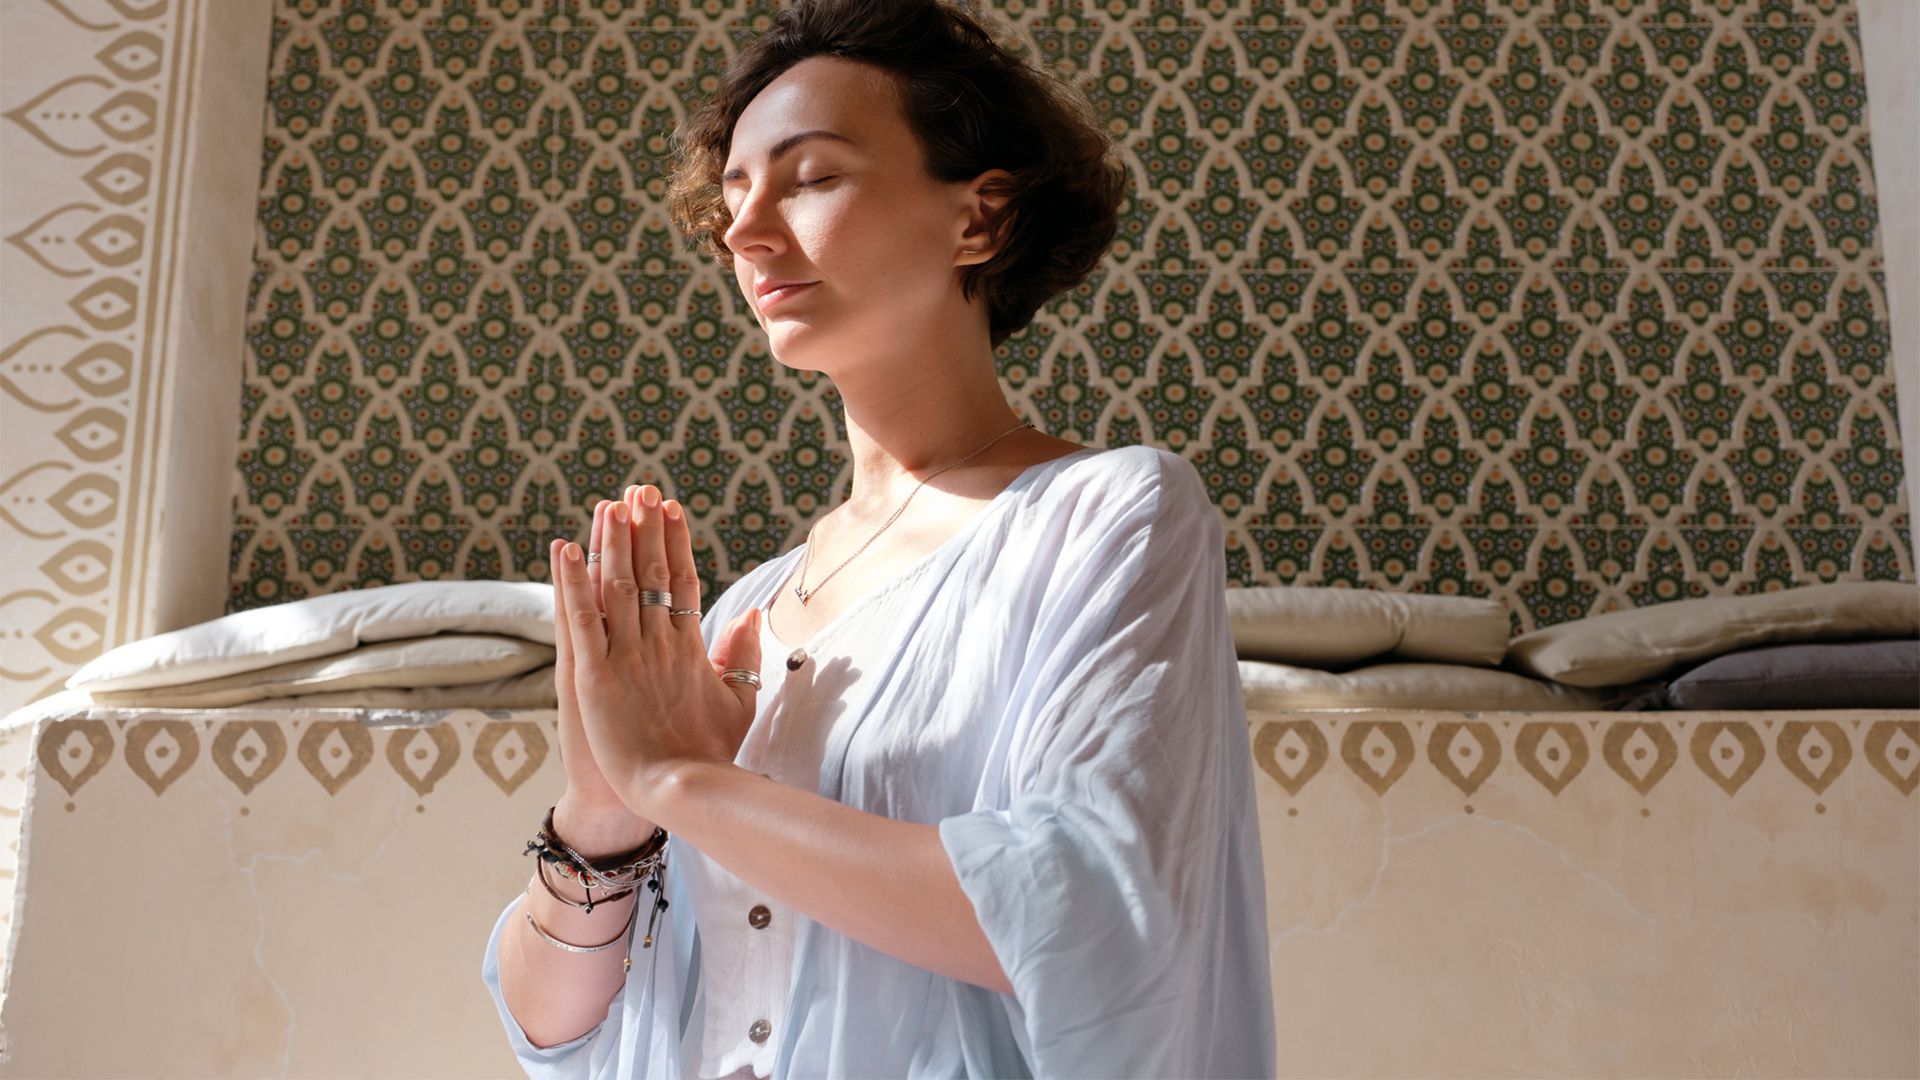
[1248, 714, 1917, 800]
[32, 712, 551, 800]
[23, 711, 1917, 804]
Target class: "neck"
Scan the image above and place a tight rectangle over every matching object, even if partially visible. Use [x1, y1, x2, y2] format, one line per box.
[828, 355, 1032, 518]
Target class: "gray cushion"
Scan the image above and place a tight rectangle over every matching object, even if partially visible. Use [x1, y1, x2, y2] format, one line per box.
[1664, 638, 1920, 710]
[1504, 580, 1920, 687]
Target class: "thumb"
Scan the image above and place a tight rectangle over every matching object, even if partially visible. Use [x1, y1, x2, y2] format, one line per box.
[711, 606, 763, 711]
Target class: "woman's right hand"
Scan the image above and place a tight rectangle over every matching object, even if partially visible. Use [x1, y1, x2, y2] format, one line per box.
[551, 498, 646, 826]
[552, 488, 757, 842]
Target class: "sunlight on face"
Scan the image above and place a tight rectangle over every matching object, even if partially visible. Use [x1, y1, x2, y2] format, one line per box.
[720, 56, 977, 374]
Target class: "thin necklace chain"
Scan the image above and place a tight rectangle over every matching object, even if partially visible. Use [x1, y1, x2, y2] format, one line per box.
[793, 418, 1035, 606]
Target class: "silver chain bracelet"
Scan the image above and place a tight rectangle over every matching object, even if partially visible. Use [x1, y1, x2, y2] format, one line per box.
[522, 890, 638, 956]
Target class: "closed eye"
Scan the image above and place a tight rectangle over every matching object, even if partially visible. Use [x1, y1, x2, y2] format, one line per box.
[724, 176, 836, 217]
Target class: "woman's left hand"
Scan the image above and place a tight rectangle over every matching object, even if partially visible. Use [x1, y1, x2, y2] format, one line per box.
[550, 483, 762, 820]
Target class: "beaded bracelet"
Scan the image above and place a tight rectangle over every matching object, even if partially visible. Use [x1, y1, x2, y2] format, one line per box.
[524, 805, 668, 891]
[535, 853, 636, 912]
[523, 804, 672, 953]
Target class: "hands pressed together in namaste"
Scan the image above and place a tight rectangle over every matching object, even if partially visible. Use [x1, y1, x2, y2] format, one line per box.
[548, 484, 764, 824]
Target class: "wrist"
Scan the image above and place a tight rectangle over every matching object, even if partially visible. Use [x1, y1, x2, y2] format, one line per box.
[527, 863, 638, 910]
[552, 794, 660, 861]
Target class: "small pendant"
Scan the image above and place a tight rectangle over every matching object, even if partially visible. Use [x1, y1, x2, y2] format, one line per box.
[786, 648, 808, 671]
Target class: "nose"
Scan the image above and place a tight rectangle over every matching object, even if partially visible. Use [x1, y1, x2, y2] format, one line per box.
[721, 186, 789, 259]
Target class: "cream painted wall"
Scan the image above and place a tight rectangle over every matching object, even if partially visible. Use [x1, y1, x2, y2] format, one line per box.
[2, 702, 1915, 1074]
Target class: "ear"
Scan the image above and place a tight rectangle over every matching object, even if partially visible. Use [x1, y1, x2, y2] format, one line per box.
[955, 168, 1016, 266]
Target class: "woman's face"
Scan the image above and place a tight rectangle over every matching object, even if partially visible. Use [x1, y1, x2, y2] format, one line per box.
[720, 56, 995, 373]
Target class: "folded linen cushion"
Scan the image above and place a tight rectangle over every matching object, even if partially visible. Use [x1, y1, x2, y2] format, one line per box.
[1237, 658, 1621, 711]
[64, 580, 554, 693]
[1661, 638, 1920, 710]
[1225, 585, 1511, 668]
[79, 634, 554, 708]
[1504, 580, 1920, 688]
[243, 663, 559, 710]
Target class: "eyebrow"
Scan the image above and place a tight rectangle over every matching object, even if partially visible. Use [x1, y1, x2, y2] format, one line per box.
[720, 130, 856, 184]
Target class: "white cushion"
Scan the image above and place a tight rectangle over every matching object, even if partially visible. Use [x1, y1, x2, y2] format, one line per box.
[1504, 580, 1920, 688]
[65, 580, 554, 692]
[244, 665, 558, 709]
[1225, 585, 1511, 668]
[81, 634, 554, 708]
[1239, 658, 1618, 712]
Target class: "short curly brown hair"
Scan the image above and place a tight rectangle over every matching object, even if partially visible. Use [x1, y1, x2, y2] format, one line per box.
[665, 0, 1126, 350]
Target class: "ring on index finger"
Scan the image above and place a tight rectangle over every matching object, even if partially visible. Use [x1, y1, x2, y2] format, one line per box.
[588, 548, 607, 618]
[583, 545, 606, 614]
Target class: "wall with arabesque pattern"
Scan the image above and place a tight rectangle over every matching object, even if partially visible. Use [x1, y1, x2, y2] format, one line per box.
[214, 0, 1912, 642]
[1, 5, 1914, 722]
[2, 0, 269, 717]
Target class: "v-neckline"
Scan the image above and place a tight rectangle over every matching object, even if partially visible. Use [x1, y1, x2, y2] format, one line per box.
[758, 447, 1104, 654]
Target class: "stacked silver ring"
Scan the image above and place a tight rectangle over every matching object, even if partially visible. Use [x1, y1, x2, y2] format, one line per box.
[578, 554, 756, 688]
[583, 567, 705, 621]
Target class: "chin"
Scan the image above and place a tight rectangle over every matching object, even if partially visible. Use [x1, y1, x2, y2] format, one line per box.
[762, 330, 834, 374]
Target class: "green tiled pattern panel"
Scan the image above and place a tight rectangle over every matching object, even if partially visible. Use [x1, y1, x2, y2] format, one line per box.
[235, 0, 1910, 634]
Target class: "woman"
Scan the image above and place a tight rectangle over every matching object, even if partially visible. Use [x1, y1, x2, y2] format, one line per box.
[482, 1, 1276, 1076]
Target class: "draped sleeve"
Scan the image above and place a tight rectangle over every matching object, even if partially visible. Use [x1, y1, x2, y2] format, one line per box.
[937, 447, 1277, 1078]
[479, 890, 632, 1078]
[479, 770, 711, 1080]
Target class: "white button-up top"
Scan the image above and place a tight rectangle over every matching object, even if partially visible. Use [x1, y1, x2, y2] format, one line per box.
[482, 445, 1277, 1078]
[678, 566, 934, 1078]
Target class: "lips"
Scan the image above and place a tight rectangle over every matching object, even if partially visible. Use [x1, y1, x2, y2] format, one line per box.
[758, 281, 817, 310]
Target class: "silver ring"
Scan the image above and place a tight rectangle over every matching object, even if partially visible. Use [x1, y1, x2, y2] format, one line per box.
[719, 668, 762, 689]
[638, 589, 673, 607]
[669, 608, 703, 620]
[585, 551, 602, 564]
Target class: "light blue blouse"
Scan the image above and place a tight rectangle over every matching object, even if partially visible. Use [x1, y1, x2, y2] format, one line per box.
[482, 444, 1277, 1078]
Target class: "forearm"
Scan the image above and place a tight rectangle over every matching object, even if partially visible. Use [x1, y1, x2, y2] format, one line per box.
[646, 762, 1014, 996]
[498, 800, 658, 1049]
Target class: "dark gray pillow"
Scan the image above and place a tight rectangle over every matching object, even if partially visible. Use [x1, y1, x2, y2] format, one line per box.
[1664, 638, 1920, 710]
